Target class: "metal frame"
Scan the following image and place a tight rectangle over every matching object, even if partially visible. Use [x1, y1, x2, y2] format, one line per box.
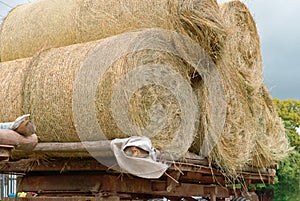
[0, 173, 17, 199]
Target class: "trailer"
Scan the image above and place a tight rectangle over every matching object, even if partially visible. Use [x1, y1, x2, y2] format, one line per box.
[0, 141, 276, 201]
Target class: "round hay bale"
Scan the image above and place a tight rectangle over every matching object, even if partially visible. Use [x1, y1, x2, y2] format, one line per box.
[220, 0, 263, 94]
[23, 40, 99, 142]
[20, 29, 225, 157]
[0, 58, 31, 122]
[188, 0, 262, 174]
[95, 51, 185, 144]
[193, 1, 290, 174]
[94, 50, 205, 153]
[0, 0, 78, 62]
[0, 0, 225, 63]
[219, 1, 290, 169]
[250, 86, 290, 167]
[206, 58, 258, 175]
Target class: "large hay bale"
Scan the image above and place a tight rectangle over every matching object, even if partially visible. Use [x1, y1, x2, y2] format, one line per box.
[250, 86, 290, 168]
[95, 51, 189, 150]
[207, 56, 258, 175]
[0, 0, 77, 62]
[189, 0, 263, 174]
[0, 58, 31, 122]
[198, 0, 290, 174]
[19, 29, 224, 156]
[0, 0, 225, 63]
[0, 0, 290, 174]
[22, 41, 98, 142]
[220, 0, 263, 93]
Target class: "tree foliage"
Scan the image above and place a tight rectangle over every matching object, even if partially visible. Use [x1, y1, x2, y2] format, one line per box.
[270, 99, 300, 201]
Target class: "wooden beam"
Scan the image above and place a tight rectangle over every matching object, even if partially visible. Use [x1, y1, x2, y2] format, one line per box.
[33, 141, 111, 152]
[17, 173, 230, 198]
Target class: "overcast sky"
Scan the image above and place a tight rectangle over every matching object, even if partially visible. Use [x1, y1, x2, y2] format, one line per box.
[0, 0, 299, 100]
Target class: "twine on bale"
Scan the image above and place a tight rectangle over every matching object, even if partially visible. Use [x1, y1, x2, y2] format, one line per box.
[0, 0, 225, 63]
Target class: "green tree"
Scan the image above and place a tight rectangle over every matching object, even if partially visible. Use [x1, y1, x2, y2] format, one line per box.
[270, 99, 300, 201]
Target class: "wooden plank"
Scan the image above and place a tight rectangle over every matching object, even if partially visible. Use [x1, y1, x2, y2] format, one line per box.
[7, 141, 277, 177]
[17, 172, 229, 198]
[0, 157, 275, 185]
[10, 141, 115, 159]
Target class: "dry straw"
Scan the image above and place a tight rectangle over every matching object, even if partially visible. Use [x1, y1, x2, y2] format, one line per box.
[22, 41, 99, 142]
[0, 0, 225, 63]
[220, 0, 263, 93]
[0, 0, 77, 62]
[20, 29, 213, 157]
[0, 58, 31, 122]
[205, 0, 261, 175]
[95, 51, 187, 148]
[0, 0, 290, 176]
[250, 86, 290, 168]
[201, 0, 291, 175]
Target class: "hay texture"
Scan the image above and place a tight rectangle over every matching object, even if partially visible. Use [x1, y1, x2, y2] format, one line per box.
[22, 41, 98, 142]
[189, 0, 262, 173]
[0, 0, 225, 62]
[203, 0, 262, 174]
[0, 0, 77, 62]
[219, 1, 292, 168]
[250, 86, 290, 168]
[220, 0, 263, 93]
[18, 29, 217, 157]
[0, 58, 31, 122]
[0, 0, 290, 175]
[195, 0, 291, 175]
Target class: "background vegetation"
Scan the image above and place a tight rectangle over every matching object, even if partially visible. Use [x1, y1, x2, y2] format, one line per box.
[268, 99, 300, 201]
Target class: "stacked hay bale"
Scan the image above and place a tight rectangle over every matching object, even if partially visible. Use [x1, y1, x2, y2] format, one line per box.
[251, 85, 290, 168]
[0, 0, 226, 158]
[0, 58, 31, 122]
[204, 0, 265, 174]
[1, 30, 222, 158]
[0, 0, 290, 176]
[22, 41, 99, 142]
[0, 0, 225, 62]
[210, 0, 290, 174]
[0, 0, 78, 62]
